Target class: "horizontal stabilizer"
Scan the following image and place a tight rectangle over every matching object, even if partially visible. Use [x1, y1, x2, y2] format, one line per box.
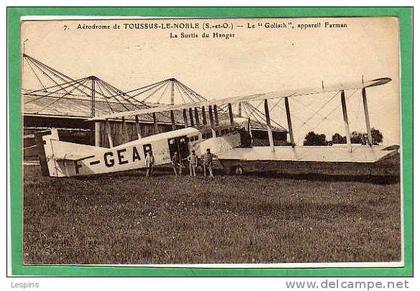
[53, 153, 94, 161]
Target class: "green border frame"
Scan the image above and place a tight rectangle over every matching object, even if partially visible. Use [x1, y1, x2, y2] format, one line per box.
[7, 7, 413, 277]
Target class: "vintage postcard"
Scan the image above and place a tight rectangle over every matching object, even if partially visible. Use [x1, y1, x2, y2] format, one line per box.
[21, 16, 402, 268]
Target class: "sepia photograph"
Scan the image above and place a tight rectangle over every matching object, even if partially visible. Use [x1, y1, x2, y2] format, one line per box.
[21, 16, 402, 266]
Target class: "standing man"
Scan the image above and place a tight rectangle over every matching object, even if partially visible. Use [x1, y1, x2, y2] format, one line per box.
[203, 148, 215, 178]
[145, 150, 155, 177]
[171, 152, 182, 176]
[187, 150, 198, 177]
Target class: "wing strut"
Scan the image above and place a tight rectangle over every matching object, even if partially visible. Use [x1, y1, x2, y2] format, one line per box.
[170, 110, 176, 130]
[189, 108, 195, 126]
[340, 90, 352, 152]
[214, 105, 219, 126]
[228, 103, 234, 126]
[106, 119, 114, 148]
[122, 117, 129, 143]
[264, 99, 275, 152]
[208, 105, 216, 138]
[182, 109, 188, 128]
[201, 106, 207, 125]
[362, 88, 373, 146]
[152, 113, 158, 134]
[135, 115, 142, 139]
[284, 97, 295, 147]
[194, 108, 200, 125]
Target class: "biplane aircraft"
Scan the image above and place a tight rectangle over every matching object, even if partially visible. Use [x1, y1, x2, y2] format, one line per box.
[36, 77, 399, 177]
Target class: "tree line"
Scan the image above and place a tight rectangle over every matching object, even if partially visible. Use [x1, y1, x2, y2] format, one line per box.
[303, 128, 383, 146]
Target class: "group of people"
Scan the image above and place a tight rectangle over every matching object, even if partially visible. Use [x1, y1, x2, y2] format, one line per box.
[144, 148, 216, 178]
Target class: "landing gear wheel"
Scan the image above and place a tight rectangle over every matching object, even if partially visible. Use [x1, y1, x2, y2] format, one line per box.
[234, 165, 244, 175]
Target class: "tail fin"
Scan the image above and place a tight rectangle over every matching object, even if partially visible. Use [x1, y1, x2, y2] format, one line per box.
[34, 129, 59, 176]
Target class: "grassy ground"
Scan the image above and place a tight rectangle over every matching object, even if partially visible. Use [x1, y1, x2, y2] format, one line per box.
[23, 156, 401, 264]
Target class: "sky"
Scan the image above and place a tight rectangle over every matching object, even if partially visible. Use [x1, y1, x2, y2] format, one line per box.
[21, 17, 401, 145]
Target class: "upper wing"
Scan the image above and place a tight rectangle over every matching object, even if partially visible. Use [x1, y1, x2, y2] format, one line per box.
[89, 77, 391, 121]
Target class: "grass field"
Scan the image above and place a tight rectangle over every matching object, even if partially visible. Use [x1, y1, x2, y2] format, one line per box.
[23, 156, 401, 264]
